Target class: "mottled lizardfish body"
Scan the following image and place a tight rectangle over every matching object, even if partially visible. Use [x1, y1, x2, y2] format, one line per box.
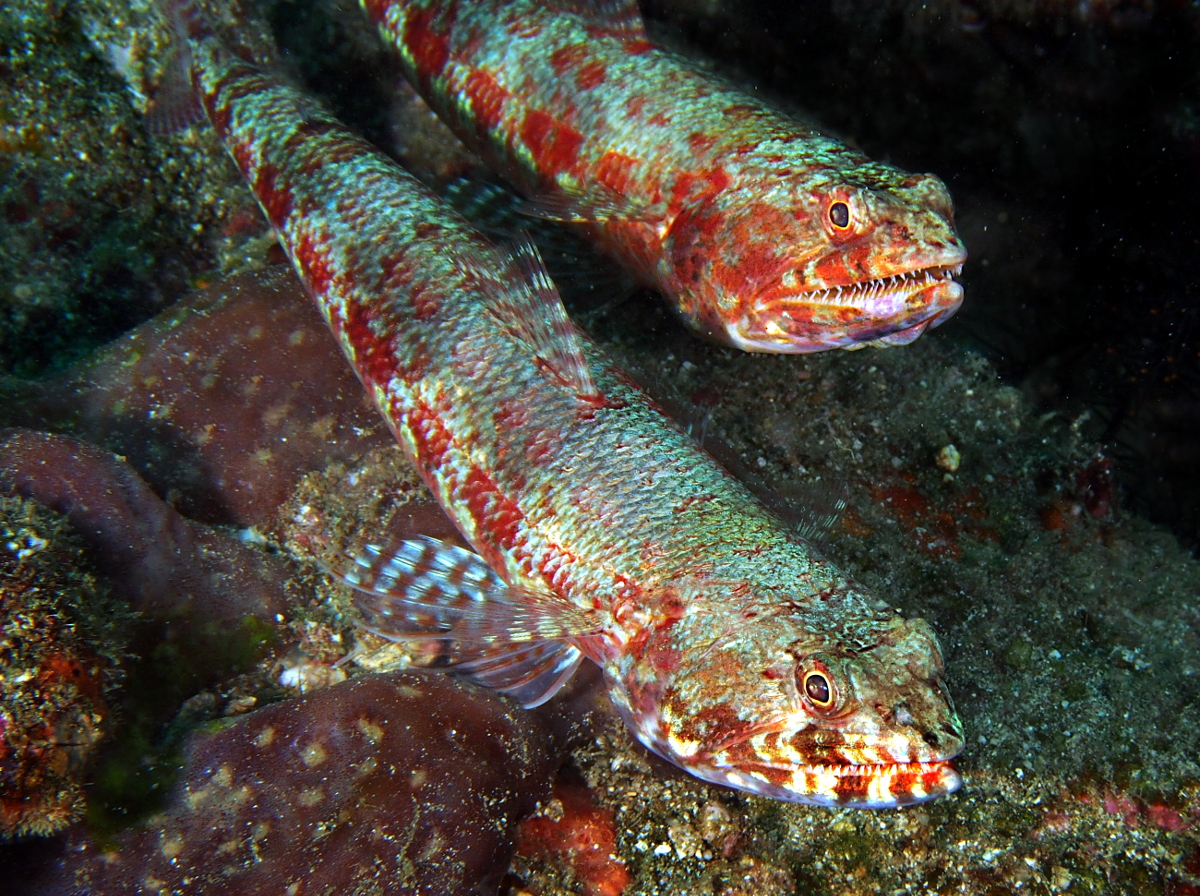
[361, 0, 966, 353]
[168, 6, 963, 806]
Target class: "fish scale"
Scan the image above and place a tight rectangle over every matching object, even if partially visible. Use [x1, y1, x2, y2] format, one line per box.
[363, 0, 967, 353]
[168, 2, 964, 807]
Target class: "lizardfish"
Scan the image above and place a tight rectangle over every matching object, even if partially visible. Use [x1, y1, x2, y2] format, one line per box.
[362, 0, 967, 352]
[159, 1, 963, 807]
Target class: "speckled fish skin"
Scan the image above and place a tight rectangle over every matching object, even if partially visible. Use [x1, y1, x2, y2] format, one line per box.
[361, 0, 967, 353]
[174, 11, 964, 807]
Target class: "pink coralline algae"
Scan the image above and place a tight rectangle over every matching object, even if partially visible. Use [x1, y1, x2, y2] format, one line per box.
[20, 673, 552, 895]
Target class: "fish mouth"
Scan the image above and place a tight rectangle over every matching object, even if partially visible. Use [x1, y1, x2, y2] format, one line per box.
[714, 758, 963, 809]
[733, 262, 965, 353]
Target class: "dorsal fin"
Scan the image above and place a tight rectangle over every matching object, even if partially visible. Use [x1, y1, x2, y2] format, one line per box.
[477, 241, 601, 400]
[144, 43, 204, 135]
[145, 0, 207, 135]
[559, 0, 648, 40]
[519, 181, 652, 225]
[338, 536, 601, 707]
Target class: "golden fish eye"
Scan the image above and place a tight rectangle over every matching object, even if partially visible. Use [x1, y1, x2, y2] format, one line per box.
[828, 201, 851, 230]
[803, 670, 833, 707]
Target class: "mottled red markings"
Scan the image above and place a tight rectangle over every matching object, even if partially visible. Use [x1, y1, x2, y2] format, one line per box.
[536, 543, 577, 591]
[814, 253, 853, 287]
[412, 221, 439, 241]
[576, 60, 607, 90]
[549, 45, 586, 76]
[253, 164, 293, 230]
[409, 286, 440, 321]
[625, 95, 647, 118]
[202, 91, 232, 136]
[493, 396, 533, 432]
[377, 248, 439, 319]
[229, 140, 255, 180]
[921, 767, 948, 795]
[403, 6, 452, 80]
[523, 427, 564, 466]
[677, 699, 766, 756]
[593, 150, 637, 195]
[645, 111, 670, 128]
[307, 134, 365, 168]
[520, 110, 584, 175]
[834, 772, 872, 804]
[845, 242, 875, 275]
[462, 68, 510, 135]
[462, 465, 524, 551]
[293, 228, 334, 296]
[687, 131, 717, 156]
[674, 494, 716, 514]
[624, 38, 655, 55]
[406, 398, 454, 469]
[282, 118, 341, 155]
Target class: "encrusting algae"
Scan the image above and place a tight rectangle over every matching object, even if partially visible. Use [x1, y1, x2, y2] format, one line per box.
[0, 496, 127, 838]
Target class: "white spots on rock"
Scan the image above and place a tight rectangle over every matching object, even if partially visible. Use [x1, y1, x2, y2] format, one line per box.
[356, 717, 385, 744]
[301, 740, 328, 767]
[298, 786, 325, 807]
[159, 832, 184, 860]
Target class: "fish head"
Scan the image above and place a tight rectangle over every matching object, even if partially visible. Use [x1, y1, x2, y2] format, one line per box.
[608, 603, 964, 808]
[668, 153, 967, 353]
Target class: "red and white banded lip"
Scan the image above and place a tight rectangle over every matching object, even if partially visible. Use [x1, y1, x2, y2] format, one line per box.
[732, 262, 965, 353]
[713, 759, 963, 809]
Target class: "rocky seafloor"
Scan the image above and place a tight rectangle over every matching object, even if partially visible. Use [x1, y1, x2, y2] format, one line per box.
[2, 0, 1199, 894]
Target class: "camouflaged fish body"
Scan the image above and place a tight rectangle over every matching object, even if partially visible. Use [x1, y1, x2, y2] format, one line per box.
[362, 0, 967, 352]
[170, 6, 964, 807]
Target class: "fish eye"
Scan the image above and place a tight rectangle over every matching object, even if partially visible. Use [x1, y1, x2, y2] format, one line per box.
[796, 657, 842, 716]
[828, 201, 851, 230]
[804, 670, 832, 705]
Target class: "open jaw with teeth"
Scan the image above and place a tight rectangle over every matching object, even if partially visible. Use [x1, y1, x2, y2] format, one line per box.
[713, 758, 964, 808]
[738, 262, 966, 353]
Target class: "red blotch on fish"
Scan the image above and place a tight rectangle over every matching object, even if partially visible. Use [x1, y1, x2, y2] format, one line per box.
[254, 164, 293, 229]
[520, 110, 584, 175]
[464, 68, 510, 134]
[403, 6, 452, 77]
[293, 228, 335, 296]
[462, 465, 525, 550]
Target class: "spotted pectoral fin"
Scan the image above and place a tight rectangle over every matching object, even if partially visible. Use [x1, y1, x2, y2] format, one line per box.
[338, 536, 601, 707]
[477, 240, 602, 401]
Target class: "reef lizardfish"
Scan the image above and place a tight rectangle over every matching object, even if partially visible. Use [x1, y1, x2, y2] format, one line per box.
[361, 0, 967, 353]
[162, 4, 964, 807]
